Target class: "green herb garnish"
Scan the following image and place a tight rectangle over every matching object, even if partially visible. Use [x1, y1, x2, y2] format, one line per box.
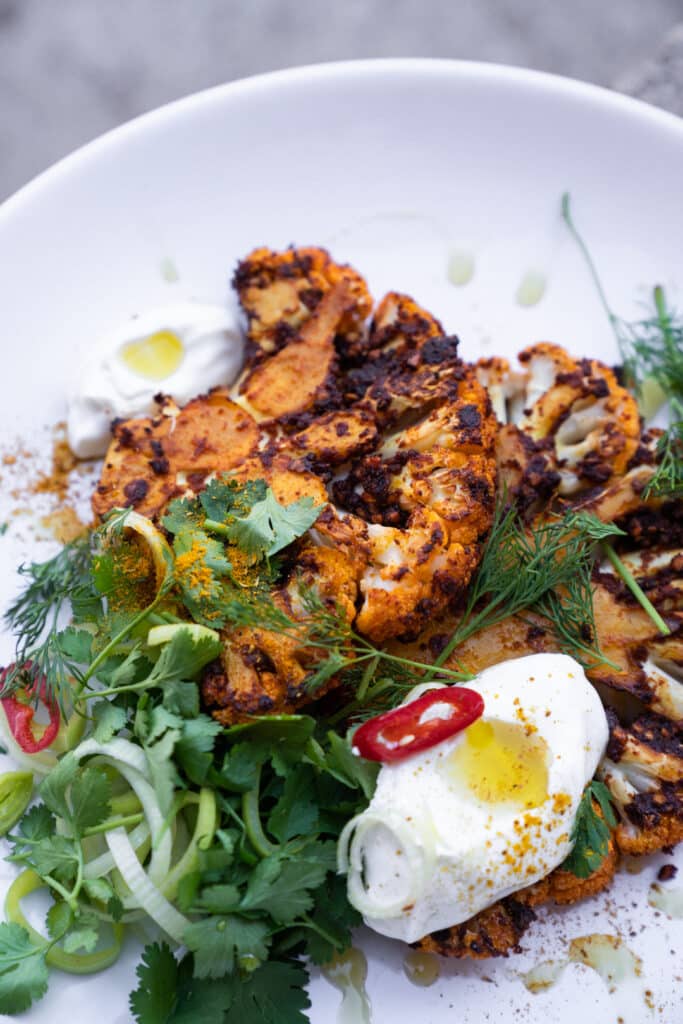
[433, 504, 624, 673]
[562, 192, 683, 500]
[562, 780, 617, 878]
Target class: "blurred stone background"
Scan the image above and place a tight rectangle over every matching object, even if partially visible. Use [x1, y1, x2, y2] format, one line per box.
[1, 0, 682, 200]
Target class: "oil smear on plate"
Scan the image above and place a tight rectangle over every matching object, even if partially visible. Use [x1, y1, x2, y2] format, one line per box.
[515, 269, 547, 307]
[323, 948, 372, 1024]
[160, 257, 180, 283]
[447, 248, 475, 287]
[403, 949, 440, 987]
[648, 882, 683, 918]
[521, 934, 647, 1022]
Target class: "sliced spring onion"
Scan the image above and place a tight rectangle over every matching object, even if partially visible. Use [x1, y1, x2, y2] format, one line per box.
[106, 828, 189, 944]
[147, 623, 220, 647]
[83, 821, 150, 880]
[72, 737, 147, 775]
[5, 869, 124, 974]
[105, 509, 174, 593]
[338, 812, 436, 920]
[0, 771, 33, 836]
[162, 788, 217, 900]
[72, 738, 172, 892]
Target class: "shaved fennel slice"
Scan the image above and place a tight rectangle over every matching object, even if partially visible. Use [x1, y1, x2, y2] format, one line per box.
[106, 827, 189, 944]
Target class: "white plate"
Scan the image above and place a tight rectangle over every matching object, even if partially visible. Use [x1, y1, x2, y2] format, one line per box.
[0, 59, 681, 1024]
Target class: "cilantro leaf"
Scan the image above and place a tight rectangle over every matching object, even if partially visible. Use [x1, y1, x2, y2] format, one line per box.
[193, 884, 241, 914]
[240, 856, 328, 924]
[0, 922, 49, 1014]
[69, 764, 112, 833]
[226, 489, 321, 558]
[63, 926, 99, 955]
[163, 680, 200, 719]
[29, 835, 80, 881]
[45, 901, 73, 940]
[130, 942, 179, 1024]
[92, 700, 128, 742]
[223, 960, 311, 1024]
[10, 803, 55, 847]
[563, 780, 617, 878]
[173, 529, 232, 626]
[184, 915, 270, 979]
[149, 628, 223, 687]
[267, 765, 319, 842]
[106, 646, 149, 689]
[304, 873, 360, 965]
[144, 728, 182, 816]
[219, 742, 267, 793]
[199, 477, 267, 523]
[324, 731, 379, 799]
[175, 716, 223, 785]
[57, 626, 93, 664]
[162, 496, 205, 536]
[83, 877, 116, 903]
[38, 753, 78, 822]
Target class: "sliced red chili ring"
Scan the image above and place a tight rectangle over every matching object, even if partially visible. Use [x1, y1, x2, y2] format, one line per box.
[353, 686, 484, 763]
[0, 663, 60, 754]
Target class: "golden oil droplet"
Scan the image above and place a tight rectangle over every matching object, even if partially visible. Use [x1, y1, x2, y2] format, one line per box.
[447, 249, 475, 286]
[403, 949, 440, 987]
[120, 330, 184, 380]
[444, 719, 549, 808]
[516, 270, 546, 307]
[323, 948, 372, 1024]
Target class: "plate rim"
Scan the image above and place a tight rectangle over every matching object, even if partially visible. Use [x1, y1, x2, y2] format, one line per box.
[2, 56, 683, 227]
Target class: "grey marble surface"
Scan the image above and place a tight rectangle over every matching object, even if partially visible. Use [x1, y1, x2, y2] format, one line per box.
[1, 1, 683, 201]
[618, 22, 683, 115]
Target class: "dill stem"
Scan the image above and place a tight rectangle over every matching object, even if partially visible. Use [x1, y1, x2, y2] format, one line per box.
[355, 656, 379, 704]
[601, 544, 671, 635]
[653, 285, 673, 347]
[561, 194, 618, 326]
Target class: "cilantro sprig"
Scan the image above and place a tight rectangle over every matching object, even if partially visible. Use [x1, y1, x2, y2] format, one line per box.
[562, 780, 617, 879]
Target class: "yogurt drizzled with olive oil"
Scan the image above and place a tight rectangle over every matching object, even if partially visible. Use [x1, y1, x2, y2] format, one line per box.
[67, 303, 244, 458]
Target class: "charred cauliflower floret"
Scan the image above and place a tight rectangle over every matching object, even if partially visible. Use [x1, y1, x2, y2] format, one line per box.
[93, 391, 260, 520]
[278, 408, 379, 472]
[355, 506, 479, 643]
[202, 545, 358, 724]
[335, 338, 497, 547]
[232, 245, 372, 360]
[590, 548, 683, 720]
[235, 282, 352, 423]
[342, 292, 447, 407]
[476, 343, 640, 500]
[599, 711, 683, 855]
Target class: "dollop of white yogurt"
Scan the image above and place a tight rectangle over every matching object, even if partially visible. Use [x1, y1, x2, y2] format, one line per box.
[339, 653, 609, 943]
[67, 303, 244, 458]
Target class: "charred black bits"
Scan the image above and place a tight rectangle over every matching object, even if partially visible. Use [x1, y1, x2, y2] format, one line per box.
[421, 335, 460, 365]
[657, 864, 678, 882]
[123, 479, 149, 505]
[150, 457, 170, 476]
[458, 404, 482, 428]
